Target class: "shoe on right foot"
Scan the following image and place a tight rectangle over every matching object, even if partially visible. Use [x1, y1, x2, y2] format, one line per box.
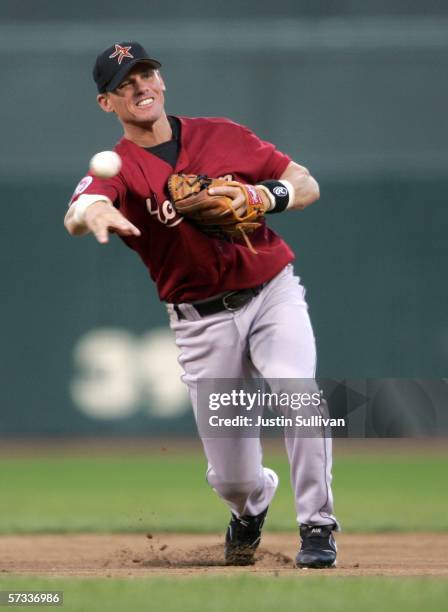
[224, 506, 269, 566]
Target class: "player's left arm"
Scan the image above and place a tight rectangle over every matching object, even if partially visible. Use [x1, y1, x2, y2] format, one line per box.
[203, 122, 319, 215]
[278, 161, 320, 210]
[207, 161, 319, 216]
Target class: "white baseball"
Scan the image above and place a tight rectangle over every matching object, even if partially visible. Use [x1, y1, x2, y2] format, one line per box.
[89, 151, 122, 178]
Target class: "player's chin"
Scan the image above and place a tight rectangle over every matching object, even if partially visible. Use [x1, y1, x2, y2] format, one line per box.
[131, 103, 161, 121]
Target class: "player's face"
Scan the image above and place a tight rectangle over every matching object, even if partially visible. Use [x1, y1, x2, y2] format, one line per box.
[98, 64, 166, 126]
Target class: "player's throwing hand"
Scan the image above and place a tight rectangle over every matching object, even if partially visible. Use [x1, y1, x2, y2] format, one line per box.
[84, 201, 141, 244]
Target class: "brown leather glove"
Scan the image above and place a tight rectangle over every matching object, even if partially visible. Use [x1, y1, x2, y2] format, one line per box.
[168, 174, 268, 253]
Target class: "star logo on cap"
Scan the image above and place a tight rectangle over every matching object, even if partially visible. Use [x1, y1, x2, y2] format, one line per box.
[109, 44, 134, 65]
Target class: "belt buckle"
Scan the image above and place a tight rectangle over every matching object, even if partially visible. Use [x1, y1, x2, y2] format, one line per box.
[222, 291, 240, 311]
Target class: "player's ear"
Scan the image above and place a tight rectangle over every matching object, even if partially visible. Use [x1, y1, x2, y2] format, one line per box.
[97, 93, 115, 113]
[156, 70, 166, 92]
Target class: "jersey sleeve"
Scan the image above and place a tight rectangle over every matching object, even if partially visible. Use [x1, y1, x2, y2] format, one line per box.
[237, 125, 291, 183]
[68, 172, 127, 208]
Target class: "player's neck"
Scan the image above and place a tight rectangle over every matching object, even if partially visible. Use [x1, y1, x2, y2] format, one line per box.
[122, 113, 172, 147]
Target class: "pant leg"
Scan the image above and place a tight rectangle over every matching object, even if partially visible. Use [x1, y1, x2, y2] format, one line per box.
[241, 265, 339, 528]
[167, 305, 279, 517]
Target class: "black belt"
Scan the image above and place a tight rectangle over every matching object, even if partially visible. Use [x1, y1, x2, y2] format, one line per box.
[174, 284, 264, 319]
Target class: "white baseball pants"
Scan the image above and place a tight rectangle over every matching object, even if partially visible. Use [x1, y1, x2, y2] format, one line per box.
[167, 264, 338, 527]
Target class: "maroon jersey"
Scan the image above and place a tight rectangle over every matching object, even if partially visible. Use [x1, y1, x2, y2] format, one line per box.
[70, 117, 294, 303]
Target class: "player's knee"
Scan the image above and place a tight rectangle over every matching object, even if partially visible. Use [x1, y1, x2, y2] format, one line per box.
[221, 481, 261, 505]
[208, 476, 262, 501]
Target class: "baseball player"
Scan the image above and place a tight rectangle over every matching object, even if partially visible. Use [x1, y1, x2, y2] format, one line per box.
[64, 42, 339, 568]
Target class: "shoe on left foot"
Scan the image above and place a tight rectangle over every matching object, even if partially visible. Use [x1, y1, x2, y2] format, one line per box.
[295, 524, 337, 569]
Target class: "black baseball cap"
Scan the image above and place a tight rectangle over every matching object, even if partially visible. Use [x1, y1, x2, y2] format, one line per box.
[93, 42, 162, 93]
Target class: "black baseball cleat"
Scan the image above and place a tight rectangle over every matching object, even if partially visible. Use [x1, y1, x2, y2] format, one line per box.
[224, 507, 269, 566]
[295, 524, 337, 569]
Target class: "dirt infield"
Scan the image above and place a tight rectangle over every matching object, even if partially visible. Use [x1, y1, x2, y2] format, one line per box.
[2, 533, 447, 578]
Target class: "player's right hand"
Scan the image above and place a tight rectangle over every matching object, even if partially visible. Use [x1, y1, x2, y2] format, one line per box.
[84, 201, 141, 244]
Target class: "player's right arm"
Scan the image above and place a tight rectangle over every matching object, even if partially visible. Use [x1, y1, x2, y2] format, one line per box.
[64, 169, 141, 244]
[64, 199, 141, 244]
